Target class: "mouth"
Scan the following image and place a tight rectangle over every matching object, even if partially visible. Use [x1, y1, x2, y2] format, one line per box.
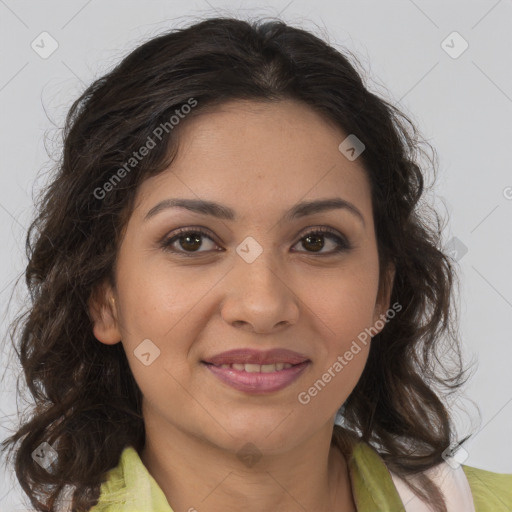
[201, 360, 311, 394]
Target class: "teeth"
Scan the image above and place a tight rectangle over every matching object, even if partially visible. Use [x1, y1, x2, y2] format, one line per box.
[219, 362, 294, 372]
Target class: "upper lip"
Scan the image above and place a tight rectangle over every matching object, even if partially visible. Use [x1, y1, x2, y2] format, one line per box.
[203, 348, 310, 366]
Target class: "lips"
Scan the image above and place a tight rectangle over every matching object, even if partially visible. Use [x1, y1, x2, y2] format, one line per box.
[202, 348, 310, 366]
[204, 360, 311, 394]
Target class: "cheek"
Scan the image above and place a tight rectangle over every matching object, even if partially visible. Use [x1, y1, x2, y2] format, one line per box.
[112, 261, 206, 389]
[300, 260, 380, 345]
[294, 256, 378, 402]
[115, 254, 218, 340]
[295, 277, 374, 415]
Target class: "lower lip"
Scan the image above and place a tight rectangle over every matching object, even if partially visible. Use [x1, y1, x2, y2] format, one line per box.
[203, 361, 310, 394]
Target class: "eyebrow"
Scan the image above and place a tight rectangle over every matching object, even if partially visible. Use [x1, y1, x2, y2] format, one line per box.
[144, 197, 365, 227]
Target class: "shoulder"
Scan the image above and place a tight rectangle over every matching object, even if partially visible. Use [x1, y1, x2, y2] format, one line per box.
[462, 464, 512, 511]
[349, 441, 512, 512]
[390, 460, 512, 512]
[88, 446, 136, 511]
[89, 445, 172, 511]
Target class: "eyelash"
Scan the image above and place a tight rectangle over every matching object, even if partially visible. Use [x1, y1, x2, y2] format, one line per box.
[159, 226, 352, 257]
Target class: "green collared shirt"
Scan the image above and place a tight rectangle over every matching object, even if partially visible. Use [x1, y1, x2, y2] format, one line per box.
[89, 443, 512, 511]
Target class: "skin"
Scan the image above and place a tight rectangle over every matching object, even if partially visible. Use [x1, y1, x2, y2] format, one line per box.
[90, 98, 395, 512]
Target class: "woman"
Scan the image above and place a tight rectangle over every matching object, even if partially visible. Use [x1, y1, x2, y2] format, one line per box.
[2, 16, 511, 512]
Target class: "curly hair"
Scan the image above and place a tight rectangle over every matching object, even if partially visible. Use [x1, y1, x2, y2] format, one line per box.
[1, 16, 475, 512]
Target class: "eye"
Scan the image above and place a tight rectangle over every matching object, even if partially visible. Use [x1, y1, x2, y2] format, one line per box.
[292, 227, 352, 255]
[159, 227, 221, 256]
[159, 226, 352, 256]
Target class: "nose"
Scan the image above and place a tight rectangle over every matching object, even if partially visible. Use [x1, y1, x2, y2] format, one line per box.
[220, 250, 300, 334]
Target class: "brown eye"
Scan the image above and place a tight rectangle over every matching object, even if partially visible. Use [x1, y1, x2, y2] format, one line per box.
[176, 233, 203, 252]
[293, 228, 352, 255]
[160, 228, 221, 255]
[301, 233, 325, 252]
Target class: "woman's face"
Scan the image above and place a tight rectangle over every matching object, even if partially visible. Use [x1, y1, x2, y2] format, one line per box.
[91, 99, 394, 455]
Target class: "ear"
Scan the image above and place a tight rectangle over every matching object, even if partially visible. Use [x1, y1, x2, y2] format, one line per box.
[88, 279, 122, 345]
[372, 262, 396, 328]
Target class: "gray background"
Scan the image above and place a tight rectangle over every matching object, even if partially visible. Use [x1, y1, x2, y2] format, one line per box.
[1, 0, 511, 509]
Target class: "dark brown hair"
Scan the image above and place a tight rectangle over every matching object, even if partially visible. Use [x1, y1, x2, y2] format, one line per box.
[1, 16, 475, 511]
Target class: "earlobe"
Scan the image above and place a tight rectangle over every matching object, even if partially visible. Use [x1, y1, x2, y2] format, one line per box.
[88, 282, 122, 345]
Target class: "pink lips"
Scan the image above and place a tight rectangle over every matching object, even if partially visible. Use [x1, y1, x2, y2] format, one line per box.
[204, 361, 310, 394]
[202, 348, 311, 394]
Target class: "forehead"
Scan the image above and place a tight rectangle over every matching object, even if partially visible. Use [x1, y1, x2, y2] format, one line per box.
[132, 99, 373, 224]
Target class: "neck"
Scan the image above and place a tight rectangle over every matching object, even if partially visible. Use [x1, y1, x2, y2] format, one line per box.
[139, 412, 356, 512]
